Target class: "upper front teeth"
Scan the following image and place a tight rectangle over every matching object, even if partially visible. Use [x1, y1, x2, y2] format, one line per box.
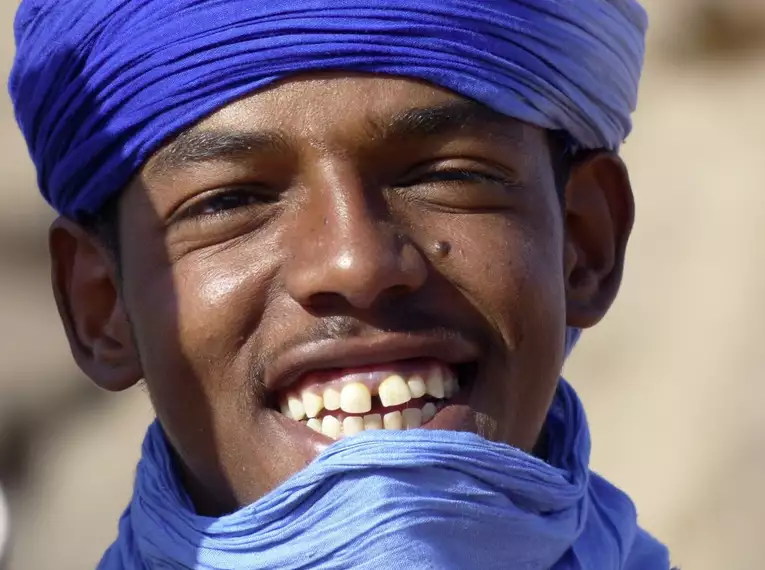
[280, 367, 456, 421]
[425, 369, 445, 399]
[323, 387, 341, 411]
[378, 375, 410, 407]
[407, 375, 427, 398]
[302, 391, 323, 418]
[443, 374, 456, 398]
[340, 382, 372, 414]
[287, 396, 306, 421]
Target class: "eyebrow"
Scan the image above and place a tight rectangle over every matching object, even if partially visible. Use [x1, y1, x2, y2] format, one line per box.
[371, 99, 523, 146]
[148, 129, 292, 175]
[148, 99, 522, 175]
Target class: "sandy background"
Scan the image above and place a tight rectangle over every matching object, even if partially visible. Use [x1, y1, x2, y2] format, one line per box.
[1, 1, 764, 568]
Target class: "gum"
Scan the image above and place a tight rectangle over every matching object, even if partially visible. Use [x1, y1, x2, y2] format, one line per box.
[284, 359, 454, 398]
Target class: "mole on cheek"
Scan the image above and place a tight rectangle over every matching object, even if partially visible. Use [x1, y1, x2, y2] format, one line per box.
[431, 240, 452, 259]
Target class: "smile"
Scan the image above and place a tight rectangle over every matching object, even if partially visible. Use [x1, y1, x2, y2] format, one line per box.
[267, 333, 480, 440]
[278, 360, 461, 438]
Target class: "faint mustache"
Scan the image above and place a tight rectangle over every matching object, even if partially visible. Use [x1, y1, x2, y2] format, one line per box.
[249, 312, 484, 393]
[279, 313, 477, 354]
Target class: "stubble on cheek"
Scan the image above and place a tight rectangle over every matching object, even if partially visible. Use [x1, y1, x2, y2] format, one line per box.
[450, 213, 566, 451]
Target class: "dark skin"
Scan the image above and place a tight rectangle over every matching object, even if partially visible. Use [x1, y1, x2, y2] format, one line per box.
[49, 74, 633, 516]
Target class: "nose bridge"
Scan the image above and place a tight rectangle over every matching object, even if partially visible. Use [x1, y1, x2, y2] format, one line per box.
[285, 166, 426, 309]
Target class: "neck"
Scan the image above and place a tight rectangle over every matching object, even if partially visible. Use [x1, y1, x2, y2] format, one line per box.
[170, 444, 239, 517]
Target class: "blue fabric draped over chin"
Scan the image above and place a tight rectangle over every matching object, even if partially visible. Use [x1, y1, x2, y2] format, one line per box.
[10, 0, 646, 221]
[100, 380, 669, 569]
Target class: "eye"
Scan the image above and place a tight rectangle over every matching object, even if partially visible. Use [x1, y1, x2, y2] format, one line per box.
[401, 168, 512, 188]
[392, 163, 522, 211]
[176, 186, 276, 220]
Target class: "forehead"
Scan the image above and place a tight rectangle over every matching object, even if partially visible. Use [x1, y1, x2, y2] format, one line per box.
[146, 73, 544, 176]
[204, 73, 470, 130]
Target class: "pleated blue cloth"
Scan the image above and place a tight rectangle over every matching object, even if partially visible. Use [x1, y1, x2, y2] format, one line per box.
[99, 380, 669, 569]
[10, 0, 646, 221]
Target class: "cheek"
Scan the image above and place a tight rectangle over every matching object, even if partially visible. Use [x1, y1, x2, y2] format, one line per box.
[443, 212, 566, 350]
[175, 263, 260, 358]
[439, 208, 567, 447]
[126, 243, 276, 415]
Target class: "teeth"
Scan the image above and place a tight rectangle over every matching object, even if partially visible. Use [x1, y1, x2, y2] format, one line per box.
[302, 391, 323, 418]
[378, 375, 412, 407]
[323, 387, 341, 411]
[383, 411, 403, 430]
[402, 408, 423, 429]
[300, 398, 442, 437]
[310, 404, 437, 436]
[363, 414, 383, 431]
[288, 396, 306, 421]
[407, 375, 427, 399]
[443, 371, 457, 398]
[322, 415, 342, 439]
[421, 402, 437, 423]
[282, 366, 456, 427]
[343, 416, 365, 436]
[340, 383, 372, 414]
[426, 368, 445, 399]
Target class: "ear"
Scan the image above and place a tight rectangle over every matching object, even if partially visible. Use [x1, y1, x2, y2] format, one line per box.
[49, 217, 142, 391]
[563, 152, 635, 329]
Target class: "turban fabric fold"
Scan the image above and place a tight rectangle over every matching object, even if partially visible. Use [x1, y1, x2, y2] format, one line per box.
[10, 0, 646, 220]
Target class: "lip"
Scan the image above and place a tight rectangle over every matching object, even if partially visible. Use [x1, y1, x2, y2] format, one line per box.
[265, 332, 480, 394]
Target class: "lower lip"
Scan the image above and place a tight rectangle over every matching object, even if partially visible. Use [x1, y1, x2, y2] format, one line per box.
[423, 402, 474, 432]
[422, 388, 472, 431]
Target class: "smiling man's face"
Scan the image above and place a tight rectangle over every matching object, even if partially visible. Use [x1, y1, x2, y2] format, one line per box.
[51, 74, 632, 515]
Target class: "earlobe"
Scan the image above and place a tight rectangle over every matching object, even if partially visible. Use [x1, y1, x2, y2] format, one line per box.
[49, 217, 142, 392]
[564, 152, 634, 329]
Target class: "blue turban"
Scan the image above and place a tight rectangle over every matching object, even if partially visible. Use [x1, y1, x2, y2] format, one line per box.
[10, 0, 646, 221]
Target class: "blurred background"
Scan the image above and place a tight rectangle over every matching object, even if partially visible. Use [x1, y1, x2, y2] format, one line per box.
[1, 0, 764, 568]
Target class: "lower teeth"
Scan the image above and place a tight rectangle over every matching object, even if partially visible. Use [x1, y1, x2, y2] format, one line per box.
[301, 400, 443, 439]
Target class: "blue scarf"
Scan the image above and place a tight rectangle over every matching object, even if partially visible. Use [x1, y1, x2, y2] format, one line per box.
[99, 381, 668, 569]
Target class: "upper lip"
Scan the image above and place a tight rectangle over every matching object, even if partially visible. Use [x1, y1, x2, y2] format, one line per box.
[265, 332, 480, 393]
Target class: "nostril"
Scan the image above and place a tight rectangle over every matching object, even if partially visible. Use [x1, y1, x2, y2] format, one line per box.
[305, 284, 413, 313]
[382, 283, 416, 299]
[303, 291, 351, 313]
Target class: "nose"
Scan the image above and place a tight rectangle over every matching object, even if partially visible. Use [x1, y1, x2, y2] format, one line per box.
[284, 175, 428, 311]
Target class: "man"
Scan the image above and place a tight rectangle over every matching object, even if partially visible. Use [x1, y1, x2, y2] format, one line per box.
[10, 0, 671, 568]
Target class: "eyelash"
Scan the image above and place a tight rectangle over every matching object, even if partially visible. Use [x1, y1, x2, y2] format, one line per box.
[403, 168, 511, 187]
[179, 186, 274, 220]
